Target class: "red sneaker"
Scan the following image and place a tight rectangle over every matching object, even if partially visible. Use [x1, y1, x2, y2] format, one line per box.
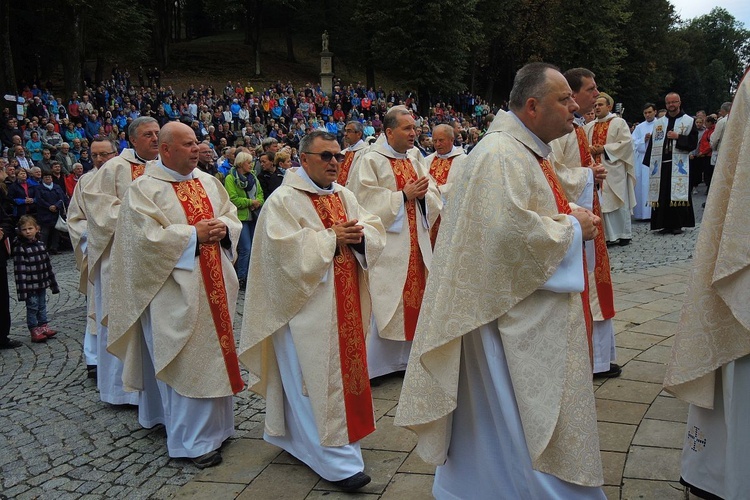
[40, 324, 57, 338]
[30, 327, 47, 343]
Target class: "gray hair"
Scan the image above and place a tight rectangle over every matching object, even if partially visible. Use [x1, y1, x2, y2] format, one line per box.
[509, 62, 559, 111]
[128, 116, 158, 139]
[720, 101, 732, 112]
[299, 130, 337, 153]
[91, 137, 118, 154]
[433, 123, 455, 139]
[346, 120, 364, 134]
[261, 137, 279, 151]
[383, 105, 411, 132]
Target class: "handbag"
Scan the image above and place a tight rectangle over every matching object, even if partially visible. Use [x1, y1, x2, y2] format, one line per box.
[55, 206, 69, 233]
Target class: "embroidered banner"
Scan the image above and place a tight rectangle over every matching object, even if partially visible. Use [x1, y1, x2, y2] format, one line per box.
[307, 192, 375, 443]
[428, 156, 454, 248]
[336, 150, 356, 186]
[538, 158, 593, 363]
[130, 162, 145, 180]
[574, 126, 615, 320]
[172, 179, 244, 394]
[390, 158, 427, 341]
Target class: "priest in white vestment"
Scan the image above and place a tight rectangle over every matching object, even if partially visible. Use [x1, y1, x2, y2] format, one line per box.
[395, 63, 605, 499]
[631, 104, 656, 220]
[83, 117, 160, 405]
[338, 121, 369, 187]
[664, 71, 750, 500]
[585, 93, 636, 245]
[424, 124, 465, 247]
[348, 106, 441, 379]
[107, 122, 242, 469]
[240, 130, 386, 491]
[67, 138, 119, 379]
[551, 68, 621, 378]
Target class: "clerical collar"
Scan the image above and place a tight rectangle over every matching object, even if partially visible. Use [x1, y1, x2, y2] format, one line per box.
[596, 113, 616, 123]
[383, 141, 408, 159]
[157, 159, 194, 181]
[573, 113, 586, 127]
[133, 149, 152, 164]
[295, 166, 334, 194]
[508, 111, 552, 158]
[436, 146, 460, 159]
[348, 139, 365, 151]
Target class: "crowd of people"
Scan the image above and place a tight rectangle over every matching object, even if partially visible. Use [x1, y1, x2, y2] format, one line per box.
[0, 62, 746, 500]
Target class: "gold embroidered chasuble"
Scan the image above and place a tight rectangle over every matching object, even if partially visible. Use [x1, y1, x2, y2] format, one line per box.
[107, 164, 242, 398]
[238, 168, 385, 447]
[394, 111, 603, 487]
[348, 142, 442, 341]
[584, 115, 636, 214]
[337, 140, 369, 187]
[664, 75, 750, 408]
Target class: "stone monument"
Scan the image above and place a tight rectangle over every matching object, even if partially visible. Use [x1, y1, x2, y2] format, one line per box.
[320, 31, 333, 95]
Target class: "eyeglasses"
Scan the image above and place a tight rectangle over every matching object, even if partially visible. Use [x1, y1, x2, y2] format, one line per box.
[304, 151, 345, 162]
[90, 152, 117, 159]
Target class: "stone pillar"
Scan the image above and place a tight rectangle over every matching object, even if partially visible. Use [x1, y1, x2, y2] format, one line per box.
[320, 51, 333, 96]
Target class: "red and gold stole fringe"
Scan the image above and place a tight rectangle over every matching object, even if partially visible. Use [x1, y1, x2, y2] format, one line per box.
[130, 162, 145, 180]
[590, 121, 611, 165]
[172, 179, 244, 394]
[574, 126, 615, 319]
[390, 158, 427, 341]
[428, 156, 453, 248]
[537, 158, 594, 364]
[337, 150, 356, 186]
[307, 192, 375, 443]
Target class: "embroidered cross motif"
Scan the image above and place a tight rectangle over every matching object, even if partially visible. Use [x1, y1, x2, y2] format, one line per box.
[687, 426, 706, 452]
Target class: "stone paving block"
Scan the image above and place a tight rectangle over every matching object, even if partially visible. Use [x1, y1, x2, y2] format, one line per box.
[635, 345, 672, 364]
[613, 280, 656, 293]
[272, 451, 304, 465]
[373, 398, 397, 421]
[601, 451, 626, 486]
[613, 347, 641, 365]
[653, 283, 687, 295]
[173, 480, 247, 499]
[328, 449, 407, 495]
[638, 298, 684, 314]
[595, 399, 649, 425]
[359, 416, 416, 452]
[619, 290, 673, 304]
[596, 379, 663, 404]
[639, 273, 689, 285]
[305, 490, 379, 499]
[398, 450, 437, 474]
[658, 335, 674, 347]
[380, 472, 434, 500]
[370, 376, 404, 402]
[621, 478, 685, 499]
[619, 360, 667, 384]
[237, 464, 318, 500]
[614, 307, 667, 325]
[632, 419, 685, 449]
[603, 485, 621, 499]
[623, 446, 681, 481]
[615, 331, 663, 351]
[628, 319, 677, 337]
[656, 311, 681, 323]
[612, 319, 632, 334]
[194, 437, 281, 484]
[598, 422, 637, 452]
[610, 272, 653, 284]
[614, 299, 642, 313]
[644, 396, 688, 423]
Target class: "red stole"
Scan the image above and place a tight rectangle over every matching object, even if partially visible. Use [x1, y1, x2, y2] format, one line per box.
[337, 150, 356, 186]
[537, 157, 594, 363]
[130, 162, 145, 180]
[389, 158, 427, 341]
[172, 179, 244, 394]
[307, 192, 375, 443]
[590, 120, 611, 165]
[428, 156, 453, 248]
[573, 125, 616, 320]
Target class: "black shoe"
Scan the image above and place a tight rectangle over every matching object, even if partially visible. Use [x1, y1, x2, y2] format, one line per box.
[658, 228, 670, 235]
[238, 278, 247, 292]
[606, 239, 619, 247]
[594, 363, 622, 378]
[330, 472, 371, 491]
[671, 228, 683, 235]
[191, 450, 222, 469]
[0, 339, 22, 349]
[618, 238, 631, 246]
[86, 365, 97, 379]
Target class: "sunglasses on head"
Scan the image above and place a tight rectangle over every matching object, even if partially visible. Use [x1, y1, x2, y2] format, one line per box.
[305, 151, 345, 162]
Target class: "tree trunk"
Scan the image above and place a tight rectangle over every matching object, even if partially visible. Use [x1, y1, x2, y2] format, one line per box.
[365, 59, 375, 91]
[152, 0, 170, 67]
[253, 1, 263, 75]
[60, 3, 83, 98]
[94, 56, 104, 86]
[285, 20, 296, 63]
[0, 0, 16, 96]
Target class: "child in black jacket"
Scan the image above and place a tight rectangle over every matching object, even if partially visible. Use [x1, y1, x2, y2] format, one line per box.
[13, 215, 59, 342]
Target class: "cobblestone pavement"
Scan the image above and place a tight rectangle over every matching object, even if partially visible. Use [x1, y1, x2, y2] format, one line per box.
[0, 188, 708, 499]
